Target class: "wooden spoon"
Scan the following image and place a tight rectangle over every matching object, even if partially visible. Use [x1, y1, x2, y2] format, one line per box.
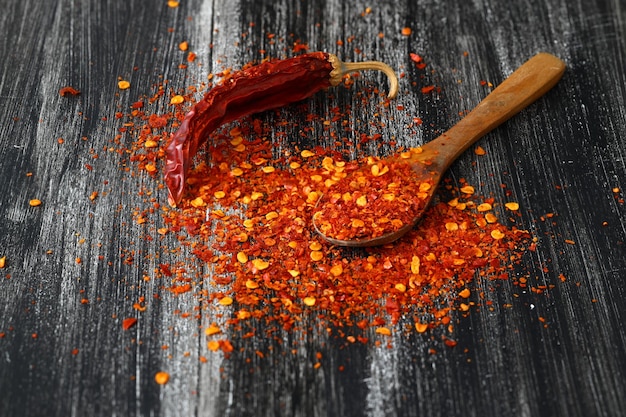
[313, 52, 566, 247]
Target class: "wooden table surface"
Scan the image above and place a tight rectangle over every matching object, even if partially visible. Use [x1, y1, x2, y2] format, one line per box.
[1, 0, 625, 416]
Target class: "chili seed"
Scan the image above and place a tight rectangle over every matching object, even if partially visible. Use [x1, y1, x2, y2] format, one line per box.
[155, 372, 170, 385]
[491, 230, 505, 239]
[251, 259, 269, 270]
[310, 251, 323, 261]
[205, 324, 221, 335]
[375, 327, 392, 335]
[415, 322, 429, 333]
[485, 213, 498, 223]
[170, 95, 185, 104]
[445, 222, 459, 231]
[218, 296, 233, 306]
[236, 252, 248, 263]
[330, 264, 343, 276]
[245, 279, 259, 289]
[460, 185, 475, 194]
[190, 197, 205, 208]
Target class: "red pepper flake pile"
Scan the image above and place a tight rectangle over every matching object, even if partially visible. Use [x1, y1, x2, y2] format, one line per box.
[313, 157, 434, 241]
[119, 52, 536, 356]
[149, 124, 531, 346]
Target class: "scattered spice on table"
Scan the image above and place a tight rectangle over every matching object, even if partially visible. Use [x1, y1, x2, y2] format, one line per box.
[118, 51, 538, 360]
[125, 119, 533, 356]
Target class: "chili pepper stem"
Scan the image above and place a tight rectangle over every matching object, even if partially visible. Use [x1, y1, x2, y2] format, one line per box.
[328, 54, 399, 99]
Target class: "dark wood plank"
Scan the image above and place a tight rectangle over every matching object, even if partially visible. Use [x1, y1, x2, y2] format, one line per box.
[1, 0, 625, 416]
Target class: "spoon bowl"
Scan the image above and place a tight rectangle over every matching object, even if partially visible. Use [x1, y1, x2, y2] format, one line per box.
[313, 52, 566, 247]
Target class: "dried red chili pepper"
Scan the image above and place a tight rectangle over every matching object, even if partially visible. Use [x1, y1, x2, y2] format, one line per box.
[164, 52, 398, 206]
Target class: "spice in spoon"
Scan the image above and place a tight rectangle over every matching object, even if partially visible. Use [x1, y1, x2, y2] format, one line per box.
[313, 152, 435, 242]
[164, 52, 399, 206]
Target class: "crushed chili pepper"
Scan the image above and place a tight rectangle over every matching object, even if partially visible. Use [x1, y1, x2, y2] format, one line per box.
[313, 157, 433, 240]
[118, 48, 542, 360]
[153, 125, 531, 347]
[164, 52, 399, 206]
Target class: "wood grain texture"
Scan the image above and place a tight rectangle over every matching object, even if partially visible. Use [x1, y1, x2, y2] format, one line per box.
[1, 0, 625, 416]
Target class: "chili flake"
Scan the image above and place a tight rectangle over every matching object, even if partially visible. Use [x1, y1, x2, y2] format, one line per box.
[59, 86, 81, 97]
[314, 159, 433, 241]
[474, 146, 486, 155]
[122, 317, 137, 330]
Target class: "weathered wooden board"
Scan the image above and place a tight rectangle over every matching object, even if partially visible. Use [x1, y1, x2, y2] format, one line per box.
[1, 0, 625, 416]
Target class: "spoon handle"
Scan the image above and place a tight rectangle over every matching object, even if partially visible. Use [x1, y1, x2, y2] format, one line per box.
[424, 52, 566, 168]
